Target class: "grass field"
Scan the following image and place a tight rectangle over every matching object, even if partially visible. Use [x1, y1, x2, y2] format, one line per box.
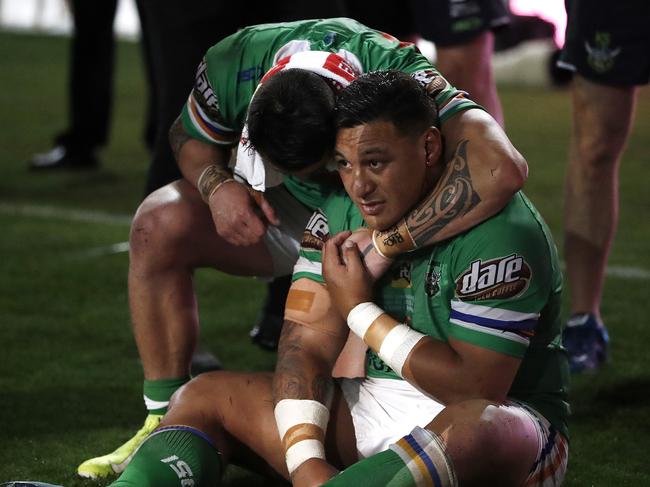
[1, 31, 649, 486]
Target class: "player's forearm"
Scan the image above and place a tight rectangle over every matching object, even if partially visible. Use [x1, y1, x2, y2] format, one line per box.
[346, 303, 514, 404]
[169, 116, 233, 196]
[373, 110, 527, 257]
[272, 319, 342, 481]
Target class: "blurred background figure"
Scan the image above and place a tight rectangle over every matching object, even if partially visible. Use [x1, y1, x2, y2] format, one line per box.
[557, 0, 650, 372]
[28, 0, 120, 170]
[345, 0, 510, 126]
[411, 0, 510, 127]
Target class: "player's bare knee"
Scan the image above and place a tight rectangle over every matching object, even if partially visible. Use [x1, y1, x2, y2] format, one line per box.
[167, 372, 227, 422]
[130, 184, 201, 265]
[429, 401, 536, 485]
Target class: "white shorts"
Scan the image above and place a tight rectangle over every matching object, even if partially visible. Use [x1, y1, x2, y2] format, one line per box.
[261, 185, 313, 277]
[339, 377, 445, 459]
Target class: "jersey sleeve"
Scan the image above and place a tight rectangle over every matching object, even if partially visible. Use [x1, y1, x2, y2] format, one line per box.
[356, 30, 483, 125]
[445, 199, 555, 358]
[292, 191, 366, 282]
[180, 56, 240, 146]
[292, 208, 329, 284]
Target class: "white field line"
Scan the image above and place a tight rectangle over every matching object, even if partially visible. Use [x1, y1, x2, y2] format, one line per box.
[1, 202, 132, 258]
[3, 202, 650, 279]
[0, 202, 132, 226]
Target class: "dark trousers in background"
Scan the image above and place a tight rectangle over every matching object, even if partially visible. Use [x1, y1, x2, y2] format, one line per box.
[56, 0, 118, 156]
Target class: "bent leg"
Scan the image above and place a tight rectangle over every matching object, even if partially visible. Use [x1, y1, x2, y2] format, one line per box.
[129, 179, 275, 382]
[326, 399, 541, 487]
[111, 371, 281, 486]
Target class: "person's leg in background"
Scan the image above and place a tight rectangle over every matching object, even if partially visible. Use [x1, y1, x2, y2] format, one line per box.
[557, 0, 649, 372]
[30, 0, 118, 170]
[434, 30, 503, 126]
[410, 0, 509, 127]
[562, 76, 635, 371]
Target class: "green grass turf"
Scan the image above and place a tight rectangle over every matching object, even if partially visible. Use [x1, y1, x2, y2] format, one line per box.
[1, 31, 649, 486]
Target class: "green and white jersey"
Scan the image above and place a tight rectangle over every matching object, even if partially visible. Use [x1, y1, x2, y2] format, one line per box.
[180, 17, 481, 210]
[294, 190, 570, 438]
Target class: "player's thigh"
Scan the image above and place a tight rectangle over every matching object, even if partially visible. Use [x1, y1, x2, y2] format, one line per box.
[435, 31, 494, 86]
[131, 179, 275, 275]
[164, 371, 289, 476]
[572, 76, 637, 154]
[426, 399, 538, 486]
[325, 380, 359, 469]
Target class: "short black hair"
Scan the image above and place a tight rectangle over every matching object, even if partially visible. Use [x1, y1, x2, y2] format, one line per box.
[335, 70, 438, 135]
[246, 69, 337, 172]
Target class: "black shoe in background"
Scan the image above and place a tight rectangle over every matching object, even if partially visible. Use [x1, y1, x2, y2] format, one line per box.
[28, 145, 99, 170]
[250, 275, 292, 351]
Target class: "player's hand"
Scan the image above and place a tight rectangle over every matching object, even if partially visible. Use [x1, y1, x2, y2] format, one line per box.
[291, 458, 339, 487]
[207, 180, 279, 246]
[343, 228, 393, 281]
[323, 231, 374, 318]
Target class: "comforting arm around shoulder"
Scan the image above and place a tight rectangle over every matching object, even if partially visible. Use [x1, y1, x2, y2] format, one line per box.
[373, 109, 528, 257]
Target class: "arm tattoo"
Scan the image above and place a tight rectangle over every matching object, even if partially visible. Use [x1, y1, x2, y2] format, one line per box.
[169, 116, 191, 161]
[406, 139, 481, 245]
[273, 320, 334, 406]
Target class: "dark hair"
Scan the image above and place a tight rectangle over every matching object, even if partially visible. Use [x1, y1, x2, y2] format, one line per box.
[335, 70, 438, 135]
[246, 69, 337, 172]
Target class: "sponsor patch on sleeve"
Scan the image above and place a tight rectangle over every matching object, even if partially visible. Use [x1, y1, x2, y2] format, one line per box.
[186, 58, 238, 145]
[455, 254, 531, 302]
[411, 69, 450, 99]
[300, 210, 329, 251]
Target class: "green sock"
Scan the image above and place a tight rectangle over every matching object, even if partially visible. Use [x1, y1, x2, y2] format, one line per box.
[324, 427, 456, 487]
[109, 426, 222, 487]
[143, 377, 189, 414]
[323, 449, 414, 486]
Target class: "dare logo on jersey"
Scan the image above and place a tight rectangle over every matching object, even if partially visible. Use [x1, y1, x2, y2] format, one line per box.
[455, 254, 531, 301]
[301, 210, 329, 251]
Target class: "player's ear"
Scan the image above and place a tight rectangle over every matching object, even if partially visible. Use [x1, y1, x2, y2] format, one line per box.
[424, 126, 442, 167]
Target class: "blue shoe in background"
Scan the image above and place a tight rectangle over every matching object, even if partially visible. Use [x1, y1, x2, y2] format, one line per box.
[563, 313, 609, 373]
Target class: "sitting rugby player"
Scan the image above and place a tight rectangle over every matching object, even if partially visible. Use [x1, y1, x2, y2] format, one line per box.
[108, 71, 569, 487]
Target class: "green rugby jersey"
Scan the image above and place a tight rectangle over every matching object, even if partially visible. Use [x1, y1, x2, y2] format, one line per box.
[180, 17, 481, 210]
[294, 190, 570, 438]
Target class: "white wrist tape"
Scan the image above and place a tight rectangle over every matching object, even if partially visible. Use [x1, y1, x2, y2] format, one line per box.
[274, 399, 329, 475]
[347, 302, 384, 338]
[347, 302, 425, 377]
[378, 324, 426, 377]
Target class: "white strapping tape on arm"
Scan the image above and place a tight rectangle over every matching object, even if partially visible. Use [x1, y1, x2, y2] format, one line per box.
[346, 302, 384, 338]
[274, 399, 330, 475]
